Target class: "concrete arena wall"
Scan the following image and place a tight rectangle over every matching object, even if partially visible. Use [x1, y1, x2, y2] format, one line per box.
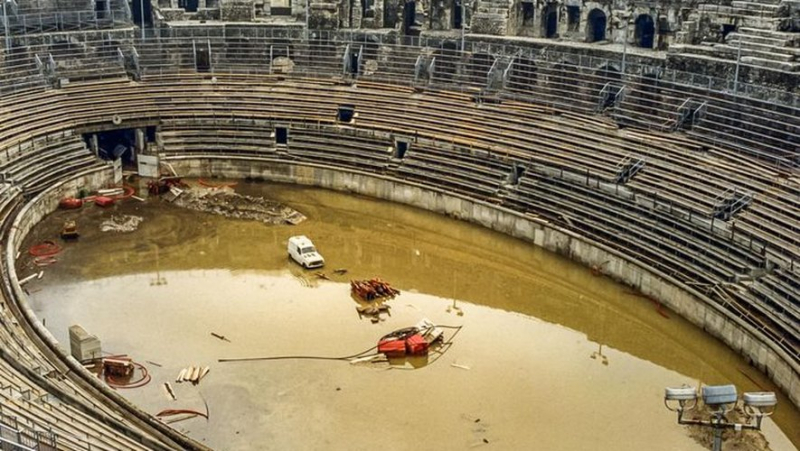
[169, 156, 800, 407]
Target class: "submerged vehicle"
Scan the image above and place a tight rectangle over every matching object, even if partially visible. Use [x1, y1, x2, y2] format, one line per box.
[287, 235, 325, 269]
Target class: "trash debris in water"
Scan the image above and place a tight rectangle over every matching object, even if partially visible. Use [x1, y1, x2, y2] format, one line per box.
[172, 186, 306, 225]
[100, 215, 144, 233]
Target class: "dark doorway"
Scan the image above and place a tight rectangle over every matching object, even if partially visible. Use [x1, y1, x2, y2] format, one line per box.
[276, 127, 288, 145]
[543, 4, 558, 38]
[384, 0, 398, 28]
[195, 46, 210, 72]
[521, 1, 534, 28]
[362, 0, 375, 18]
[403, 1, 416, 35]
[349, 51, 359, 75]
[453, 0, 462, 29]
[566, 5, 580, 32]
[131, 0, 153, 27]
[635, 14, 655, 48]
[338, 105, 356, 123]
[508, 57, 536, 90]
[586, 9, 606, 42]
[85, 129, 136, 163]
[394, 140, 409, 159]
[95, 0, 108, 19]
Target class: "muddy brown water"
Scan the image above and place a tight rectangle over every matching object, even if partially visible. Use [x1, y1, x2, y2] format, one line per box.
[19, 181, 799, 451]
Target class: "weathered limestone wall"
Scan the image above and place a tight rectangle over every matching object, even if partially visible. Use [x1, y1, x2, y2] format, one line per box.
[165, 156, 800, 408]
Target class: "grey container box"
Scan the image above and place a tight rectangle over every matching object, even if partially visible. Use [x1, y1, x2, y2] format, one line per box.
[69, 325, 102, 362]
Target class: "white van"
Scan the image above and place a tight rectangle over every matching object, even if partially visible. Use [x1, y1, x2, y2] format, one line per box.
[288, 236, 325, 269]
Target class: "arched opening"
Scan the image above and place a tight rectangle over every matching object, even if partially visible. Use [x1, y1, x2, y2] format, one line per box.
[453, 0, 463, 29]
[542, 3, 558, 38]
[586, 9, 606, 43]
[634, 14, 655, 48]
[403, 0, 417, 35]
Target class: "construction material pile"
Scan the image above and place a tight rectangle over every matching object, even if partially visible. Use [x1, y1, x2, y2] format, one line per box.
[350, 278, 400, 301]
[172, 186, 306, 225]
[100, 215, 144, 233]
[175, 365, 210, 386]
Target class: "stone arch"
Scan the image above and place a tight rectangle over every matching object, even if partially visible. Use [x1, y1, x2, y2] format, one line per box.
[542, 3, 558, 38]
[634, 14, 655, 48]
[586, 8, 606, 43]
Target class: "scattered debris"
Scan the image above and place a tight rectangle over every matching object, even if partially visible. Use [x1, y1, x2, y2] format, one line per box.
[355, 303, 391, 321]
[351, 278, 400, 301]
[33, 256, 57, 267]
[333, 268, 348, 275]
[210, 332, 231, 342]
[29, 241, 61, 257]
[590, 260, 610, 276]
[175, 365, 210, 385]
[377, 319, 446, 358]
[19, 272, 41, 286]
[60, 220, 79, 240]
[156, 408, 209, 421]
[58, 197, 83, 209]
[171, 185, 306, 225]
[94, 196, 115, 208]
[100, 215, 144, 233]
[314, 272, 330, 280]
[101, 356, 151, 389]
[146, 360, 163, 367]
[163, 382, 177, 400]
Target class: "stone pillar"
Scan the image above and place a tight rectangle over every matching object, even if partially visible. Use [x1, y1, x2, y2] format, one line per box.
[135, 128, 146, 153]
[90, 134, 99, 157]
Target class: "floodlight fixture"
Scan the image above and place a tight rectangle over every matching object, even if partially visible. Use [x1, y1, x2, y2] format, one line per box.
[743, 392, 777, 423]
[664, 386, 697, 412]
[702, 384, 737, 412]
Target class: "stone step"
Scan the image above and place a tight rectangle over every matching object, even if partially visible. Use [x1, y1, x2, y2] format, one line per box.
[738, 26, 800, 39]
[726, 37, 800, 55]
[715, 43, 798, 60]
[740, 55, 800, 70]
[731, 1, 781, 12]
[726, 31, 794, 46]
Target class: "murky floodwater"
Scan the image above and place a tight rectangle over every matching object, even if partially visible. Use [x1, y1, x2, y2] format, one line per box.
[19, 181, 798, 451]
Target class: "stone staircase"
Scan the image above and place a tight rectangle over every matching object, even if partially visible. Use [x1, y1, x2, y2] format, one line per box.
[672, 0, 800, 72]
[470, 0, 510, 35]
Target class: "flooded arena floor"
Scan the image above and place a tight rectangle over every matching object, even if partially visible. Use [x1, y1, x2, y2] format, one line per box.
[19, 181, 799, 451]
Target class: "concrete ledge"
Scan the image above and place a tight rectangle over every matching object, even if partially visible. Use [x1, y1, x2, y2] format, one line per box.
[167, 156, 800, 408]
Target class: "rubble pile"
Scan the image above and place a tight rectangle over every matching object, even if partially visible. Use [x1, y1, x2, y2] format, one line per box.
[172, 187, 306, 225]
[100, 215, 144, 233]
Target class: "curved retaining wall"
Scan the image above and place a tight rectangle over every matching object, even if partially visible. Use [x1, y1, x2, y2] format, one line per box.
[4, 167, 210, 451]
[168, 156, 800, 407]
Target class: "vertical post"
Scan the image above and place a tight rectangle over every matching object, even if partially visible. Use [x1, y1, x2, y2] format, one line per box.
[733, 36, 742, 96]
[621, 13, 628, 75]
[140, 0, 145, 41]
[2, 0, 10, 54]
[460, 0, 465, 52]
[305, 0, 310, 40]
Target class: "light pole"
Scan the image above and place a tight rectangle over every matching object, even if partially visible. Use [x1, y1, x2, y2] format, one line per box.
[460, 0, 466, 52]
[664, 385, 777, 451]
[305, 0, 309, 41]
[140, 0, 145, 41]
[620, 12, 629, 75]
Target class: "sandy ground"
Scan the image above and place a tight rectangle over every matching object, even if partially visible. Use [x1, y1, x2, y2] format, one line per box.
[18, 180, 799, 451]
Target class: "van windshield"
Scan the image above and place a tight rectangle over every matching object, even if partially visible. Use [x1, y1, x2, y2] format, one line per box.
[301, 246, 316, 254]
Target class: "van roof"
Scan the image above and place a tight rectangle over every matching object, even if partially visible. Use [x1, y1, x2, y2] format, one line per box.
[289, 235, 314, 247]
